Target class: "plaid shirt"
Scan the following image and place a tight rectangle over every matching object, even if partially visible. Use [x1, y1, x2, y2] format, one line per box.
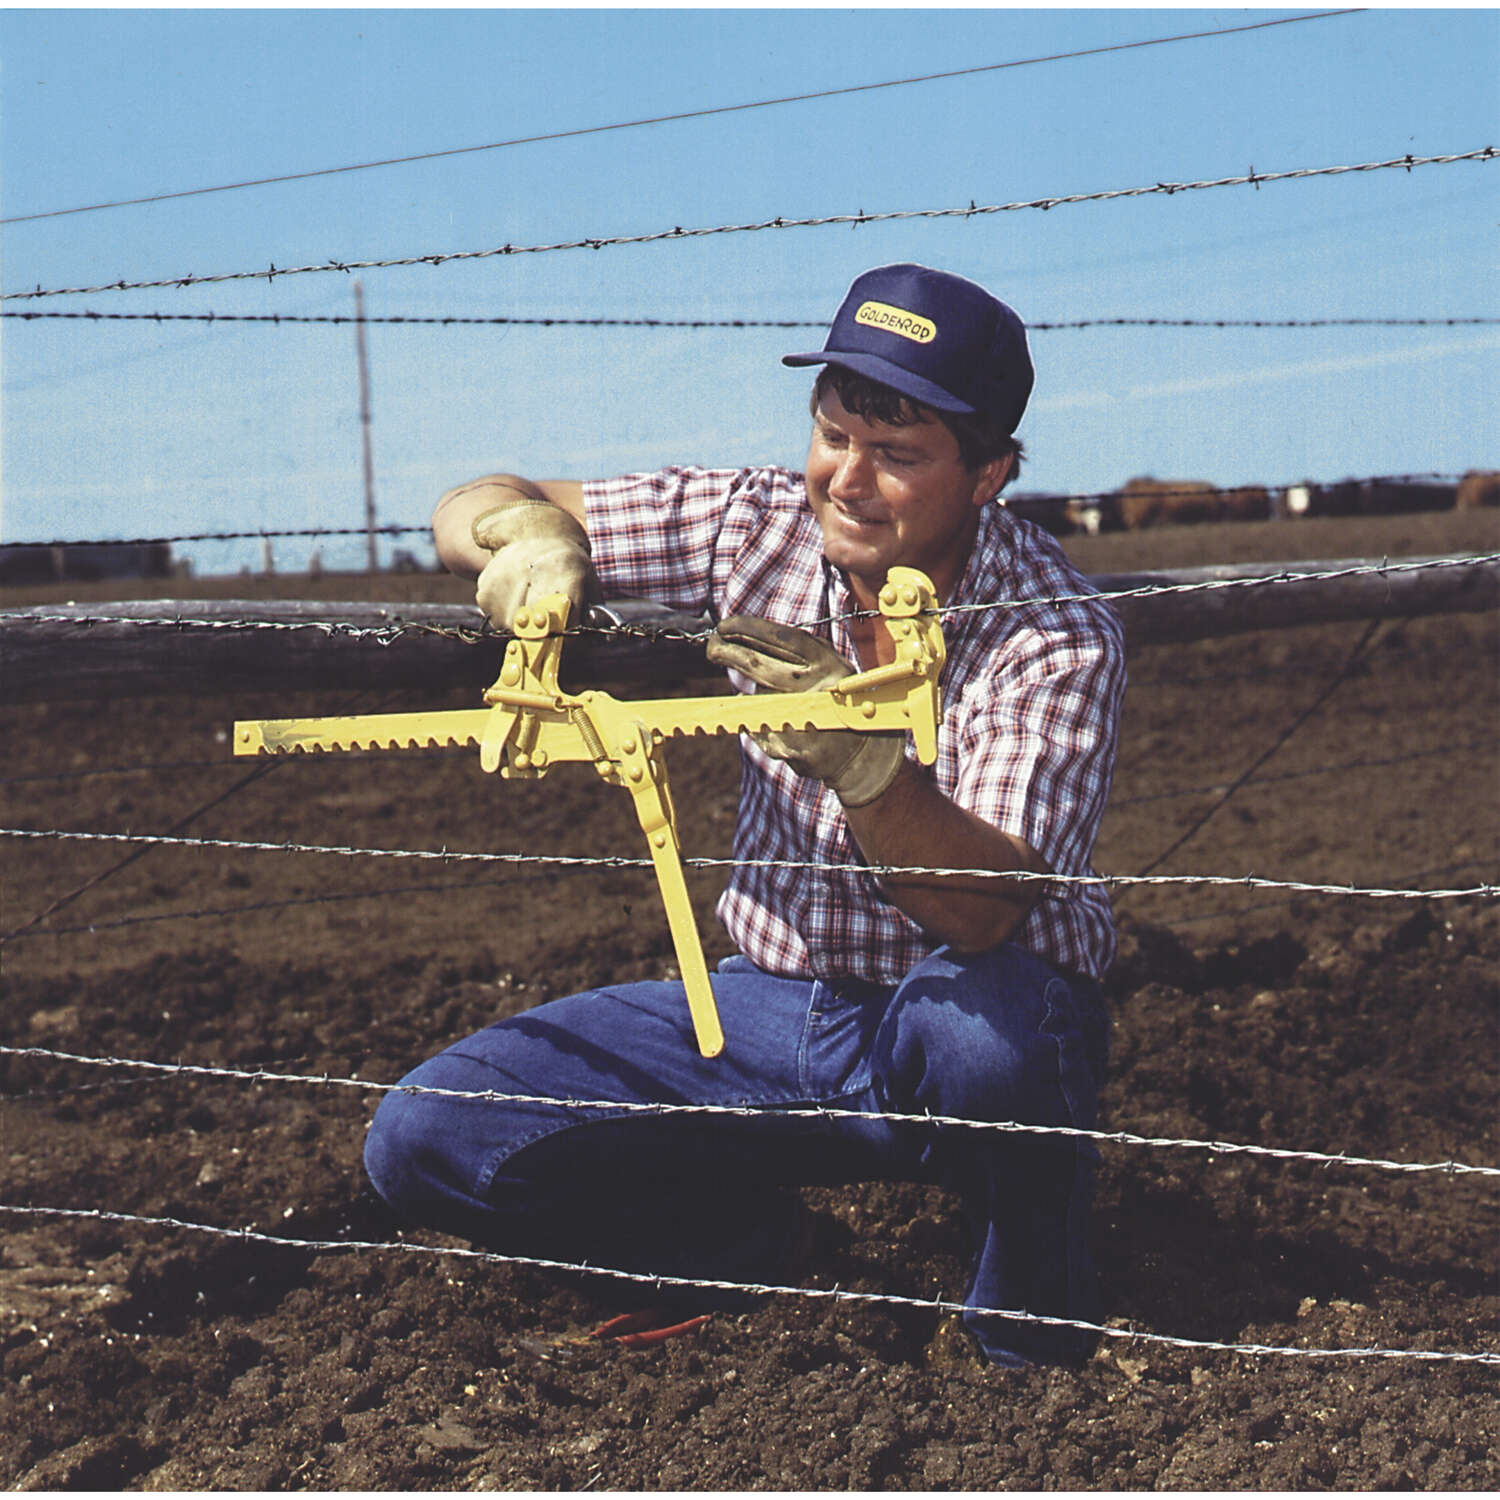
[583, 466, 1126, 983]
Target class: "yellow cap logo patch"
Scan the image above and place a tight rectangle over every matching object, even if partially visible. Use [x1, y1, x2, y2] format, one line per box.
[854, 300, 937, 345]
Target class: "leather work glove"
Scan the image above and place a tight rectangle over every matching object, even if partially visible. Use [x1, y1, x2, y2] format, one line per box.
[471, 497, 597, 629]
[706, 616, 906, 808]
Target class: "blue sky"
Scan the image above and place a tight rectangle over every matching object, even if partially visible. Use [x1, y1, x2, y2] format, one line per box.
[2, 6, 1496, 574]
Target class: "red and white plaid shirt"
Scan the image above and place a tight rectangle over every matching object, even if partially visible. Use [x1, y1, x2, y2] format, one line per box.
[584, 466, 1126, 983]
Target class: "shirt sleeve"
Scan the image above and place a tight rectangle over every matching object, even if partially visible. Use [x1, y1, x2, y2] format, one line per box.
[948, 600, 1126, 878]
[581, 466, 768, 616]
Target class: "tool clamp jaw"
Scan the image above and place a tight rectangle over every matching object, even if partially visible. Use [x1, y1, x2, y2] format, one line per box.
[234, 568, 946, 1060]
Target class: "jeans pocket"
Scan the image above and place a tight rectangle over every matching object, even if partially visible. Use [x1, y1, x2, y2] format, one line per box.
[799, 979, 885, 1098]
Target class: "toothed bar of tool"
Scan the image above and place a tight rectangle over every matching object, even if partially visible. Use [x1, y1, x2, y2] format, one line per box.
[234, 567, 946, 1058]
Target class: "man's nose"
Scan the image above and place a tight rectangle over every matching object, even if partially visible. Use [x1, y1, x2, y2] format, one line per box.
[829, 445, 874, 498]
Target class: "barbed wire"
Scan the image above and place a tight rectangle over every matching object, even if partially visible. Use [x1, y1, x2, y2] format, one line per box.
[0, 474, 1474, 552]
[0, 11, 1363, 226]
[2, 1201, 1494, 1365]
[6, 552, 1497, 653]
[6, 309, 1497, 330]
[3, 841, 1488, 952]
[1, 825, 1494, 903]
[4, 1041, 1495, 1180]
[932, 550, 1500, 628]
[0, 1049, 319, 1104]
[5, 147, 1492, 303]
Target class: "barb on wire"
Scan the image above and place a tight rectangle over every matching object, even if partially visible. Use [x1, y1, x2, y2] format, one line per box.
[8, 549, 1499, 645]
[4, 146, 1493, 302]
[4, 1041, 1496, 1180]
[934, 550, 1500, 627]
[6, 309, 1497, 330]
[1, 1202, 1494, 1365]
[1, 825, 1495, 903]
[3, 846, 1491, 950]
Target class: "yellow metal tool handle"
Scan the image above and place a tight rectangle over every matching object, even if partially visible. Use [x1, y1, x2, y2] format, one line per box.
[611, 719, 725, 1058]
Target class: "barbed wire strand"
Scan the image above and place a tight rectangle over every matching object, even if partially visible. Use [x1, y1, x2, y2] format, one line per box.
[2, 1202, 1494, 1366]
[0, 11, 1364, 227]
[3, 1041, 1495, 1181]
[7, 310, 1497, 330]
[0, 1050, 320, 1105]
[2, 843, 1488, 954]
[1, 825, 1494, 903]
[1163, 857, 1490, 931]
[0, 473, 1474, 550]
[8, 551, 1499, 651]
[5, 147, 1493, 303]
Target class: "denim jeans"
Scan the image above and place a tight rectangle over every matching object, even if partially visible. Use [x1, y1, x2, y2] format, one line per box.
[364, 942, 1108, 1367]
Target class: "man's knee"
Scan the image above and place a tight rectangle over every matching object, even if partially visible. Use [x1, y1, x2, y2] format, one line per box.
[363, 1084, 439, 1216]
[877, 946, 1086, 1123]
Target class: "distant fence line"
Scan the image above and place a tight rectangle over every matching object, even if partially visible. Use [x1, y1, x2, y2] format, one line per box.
[1, 471, 1489, 566]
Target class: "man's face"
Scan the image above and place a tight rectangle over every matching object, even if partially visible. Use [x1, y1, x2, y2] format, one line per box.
[804, 386, 1010, 605]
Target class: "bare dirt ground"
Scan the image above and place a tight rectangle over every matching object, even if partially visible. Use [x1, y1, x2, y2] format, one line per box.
[1, 508, 1497, 1491]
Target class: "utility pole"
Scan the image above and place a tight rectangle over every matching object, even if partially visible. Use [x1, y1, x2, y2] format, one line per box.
[354, 281, 378, 573]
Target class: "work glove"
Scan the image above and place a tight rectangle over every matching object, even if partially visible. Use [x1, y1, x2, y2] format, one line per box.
[471, 497, 597, 629]
[707, 616, 906, 808]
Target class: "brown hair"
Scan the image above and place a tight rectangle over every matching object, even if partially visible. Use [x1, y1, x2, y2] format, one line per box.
[811, 365, 1024, 488]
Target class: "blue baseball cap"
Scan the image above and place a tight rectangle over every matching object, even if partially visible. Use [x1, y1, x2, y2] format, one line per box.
[783, 263, 1034, 435]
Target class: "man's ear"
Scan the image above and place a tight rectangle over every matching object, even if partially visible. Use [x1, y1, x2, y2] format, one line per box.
[971, 450, 1015, 507]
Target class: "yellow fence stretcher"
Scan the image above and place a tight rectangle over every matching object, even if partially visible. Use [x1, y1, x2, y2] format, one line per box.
[234, 567, 946, 1059]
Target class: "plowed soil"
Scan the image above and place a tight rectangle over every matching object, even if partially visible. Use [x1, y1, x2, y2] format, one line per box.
[2, 508, 1497, 1491]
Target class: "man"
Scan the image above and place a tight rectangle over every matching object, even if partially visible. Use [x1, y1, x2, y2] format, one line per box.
[365, 263, 1126, 1366]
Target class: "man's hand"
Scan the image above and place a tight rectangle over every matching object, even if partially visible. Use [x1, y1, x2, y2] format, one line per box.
[707, 617, 905, 808]
[471, 496, 598, 629]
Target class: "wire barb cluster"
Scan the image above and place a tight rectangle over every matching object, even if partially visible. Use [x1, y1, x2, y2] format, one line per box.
[3, 147, 1493, 303]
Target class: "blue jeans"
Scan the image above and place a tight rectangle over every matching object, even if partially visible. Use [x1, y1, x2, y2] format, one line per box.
[364, 943, 1108, 1367]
